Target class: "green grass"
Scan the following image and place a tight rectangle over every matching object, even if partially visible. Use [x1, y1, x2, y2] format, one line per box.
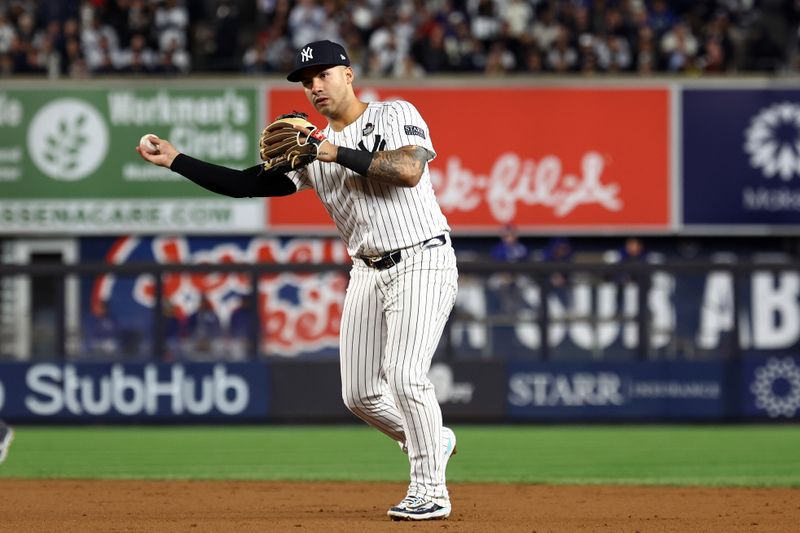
[1, 425, 798, 487]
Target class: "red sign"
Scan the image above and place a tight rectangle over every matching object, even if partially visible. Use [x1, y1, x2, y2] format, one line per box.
[265, 87, 670, 232]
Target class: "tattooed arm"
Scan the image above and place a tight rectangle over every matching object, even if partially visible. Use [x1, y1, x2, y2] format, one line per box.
[364, 146, 433, 187]
[320, 143, 433, 188]
[296, 122, 433, 188]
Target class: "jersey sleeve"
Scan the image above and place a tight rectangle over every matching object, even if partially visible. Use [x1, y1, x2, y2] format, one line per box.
[383, 100, 436, 160]
[285, 164, 313, 192]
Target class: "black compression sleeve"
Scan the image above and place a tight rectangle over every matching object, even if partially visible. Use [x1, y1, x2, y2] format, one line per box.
[170, 154, 297, 198]
[336, 147, 374, 176]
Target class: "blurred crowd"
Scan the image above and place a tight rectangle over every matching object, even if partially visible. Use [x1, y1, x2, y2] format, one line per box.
[2, 0, 799, 78]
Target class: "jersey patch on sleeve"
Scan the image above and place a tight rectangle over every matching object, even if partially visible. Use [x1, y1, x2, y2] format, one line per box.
[404, 125, 426, 139]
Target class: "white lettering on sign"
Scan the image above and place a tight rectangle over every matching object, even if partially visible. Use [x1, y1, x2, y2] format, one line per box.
[508, 372, 625, 407]
[697, 271, 800, 350]
[431, 152, 622, 222]
[24, 364, 250, 416]
[107, 90, 250, 125]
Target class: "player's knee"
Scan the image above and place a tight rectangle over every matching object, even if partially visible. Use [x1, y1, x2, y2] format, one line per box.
[387, 372, 430, 400]
[341, 390, 367, 412]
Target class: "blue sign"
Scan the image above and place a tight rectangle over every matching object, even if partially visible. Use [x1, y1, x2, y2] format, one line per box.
[683, 89, 800, 226]
[78, 235, 347, 359]
[0, 362, 269, 420]
[507, 360, 728, 419]
[741, 355, 800, 419]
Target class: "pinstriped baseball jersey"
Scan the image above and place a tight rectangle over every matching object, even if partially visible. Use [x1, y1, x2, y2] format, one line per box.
[286, 100, 450, 257]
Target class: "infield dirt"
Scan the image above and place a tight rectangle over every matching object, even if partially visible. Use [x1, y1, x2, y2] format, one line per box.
[2, 479, 798, 532]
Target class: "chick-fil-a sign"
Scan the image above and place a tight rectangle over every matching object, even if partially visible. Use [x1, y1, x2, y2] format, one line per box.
[265, 86, 670, 232]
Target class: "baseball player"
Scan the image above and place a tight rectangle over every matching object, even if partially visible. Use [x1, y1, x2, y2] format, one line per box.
[137, 40, 458, 521]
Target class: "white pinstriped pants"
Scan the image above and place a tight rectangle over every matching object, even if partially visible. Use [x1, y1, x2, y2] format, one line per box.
[340, 239, 458, 504]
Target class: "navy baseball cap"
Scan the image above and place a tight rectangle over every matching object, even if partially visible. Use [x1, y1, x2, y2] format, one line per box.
[287, 40, 350, 82]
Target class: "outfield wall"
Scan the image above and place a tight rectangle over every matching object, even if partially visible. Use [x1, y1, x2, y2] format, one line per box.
[1, 356, 797, 423]
[4, 79, 800, 423]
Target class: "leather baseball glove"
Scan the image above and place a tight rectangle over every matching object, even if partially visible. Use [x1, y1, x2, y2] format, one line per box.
[259, 112, 327, 171]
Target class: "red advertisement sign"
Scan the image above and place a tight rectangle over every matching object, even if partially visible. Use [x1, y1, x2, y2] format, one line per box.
[266, 86, 670, 232]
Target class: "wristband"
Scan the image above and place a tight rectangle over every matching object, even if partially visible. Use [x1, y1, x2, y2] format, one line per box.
[336, 147, 374, 176]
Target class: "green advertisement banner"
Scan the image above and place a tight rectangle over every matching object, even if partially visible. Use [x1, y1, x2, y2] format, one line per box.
[0, 88, 264, 233]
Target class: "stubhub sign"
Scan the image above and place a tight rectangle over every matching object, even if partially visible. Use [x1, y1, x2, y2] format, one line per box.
[0, 362, 269, 420]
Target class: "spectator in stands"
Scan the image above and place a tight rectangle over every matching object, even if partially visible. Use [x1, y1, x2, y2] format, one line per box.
[60, 33, 87, 76]
[154, 0, 189, 53]
[491, 224, 530, 263]
[489, 224, 531, 317]
[542, 236, 574, 304]
[185, 295, 225, 361]
[411, 22, 454, 73]
[6, 34, 29, 73]
[606, 237, 649, 285]
[117, 32, 156, 73]
[484, 40, 515, 75]
[569, 4, 592, 40]
[531, 4, 559, 52]
[85, 33, 117, 73]
[242, 29, 290, 74]
[81, 13, 119, 71]
[367, 16, 402, 77]
[0, 11, 15, 55]
[350, 0, 377, 45]
[15, 9, 36, 44]
[319, 0, 344, 46]
[604, 237, 657, 317]
[287, 0, 325, 51]
[207, 0, 240, 71]
[578, 33, 600, 74]
[597, 34, 633, 73]
[660, 21, 699, 72]
[546, 24, 578, 73]
[127, 0, 155, 39]
[523, 45, 545, 73]
[341, 26, 366, 76]
[502, 0, 533, 42]
[648, 0, 678, 39]
[85, 301, 122, 359]
[699, 37, 726, 73]
[633, 24, 658, 74]
[470, 0, 500, 49]
[154, 35, 190, 74]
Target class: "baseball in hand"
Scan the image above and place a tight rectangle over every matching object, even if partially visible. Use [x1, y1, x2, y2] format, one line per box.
[139, 134, 159, 154]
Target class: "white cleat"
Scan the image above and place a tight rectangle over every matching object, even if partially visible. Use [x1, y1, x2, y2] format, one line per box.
[442, 426, 457, 481]
[387, 496, 451, 521]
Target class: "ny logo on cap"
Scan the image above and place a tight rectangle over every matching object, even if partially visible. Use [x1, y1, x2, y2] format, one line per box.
[301, 47, 313, 62]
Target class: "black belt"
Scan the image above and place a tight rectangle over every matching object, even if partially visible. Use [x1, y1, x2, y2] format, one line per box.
[360, 235, 446, 270]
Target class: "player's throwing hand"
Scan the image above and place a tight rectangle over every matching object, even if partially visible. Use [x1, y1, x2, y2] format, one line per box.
[135, 135, 180, 168]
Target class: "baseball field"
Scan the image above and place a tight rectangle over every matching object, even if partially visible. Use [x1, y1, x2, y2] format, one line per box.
[1, 424, 799, 532]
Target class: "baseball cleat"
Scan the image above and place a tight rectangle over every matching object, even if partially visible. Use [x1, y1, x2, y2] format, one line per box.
[0, 422, 14, 465]
[442, 426, 457, 459]
[387, 496, 451, 521]
[442, 426, 457, 481]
